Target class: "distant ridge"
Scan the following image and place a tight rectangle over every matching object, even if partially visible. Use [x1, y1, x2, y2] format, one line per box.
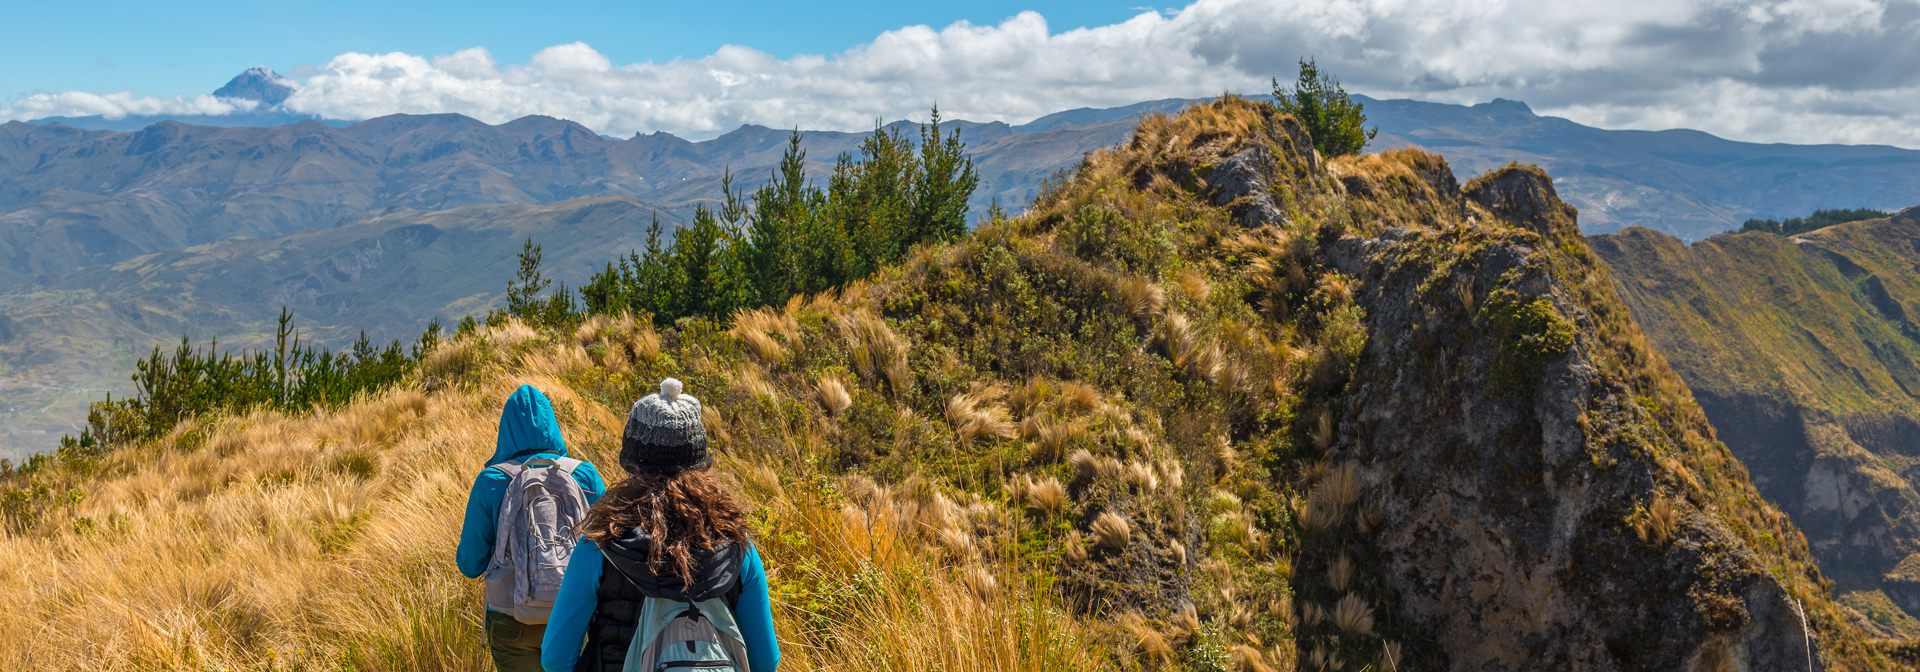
[27, 71, 1920, 242]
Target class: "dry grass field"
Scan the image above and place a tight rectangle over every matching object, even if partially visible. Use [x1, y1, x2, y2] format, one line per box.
[0, 315, 1108, 671]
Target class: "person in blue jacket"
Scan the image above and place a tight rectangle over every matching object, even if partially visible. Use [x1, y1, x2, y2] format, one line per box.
[542, 378, 779, 672]
[459, 384, 608, 672]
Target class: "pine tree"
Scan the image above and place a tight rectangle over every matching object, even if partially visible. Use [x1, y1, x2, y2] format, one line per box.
[633, 215, 672, 320]
[505, 238, 551, 320]
[708, 172, 759, 316]
[1272, 58, 1377, 157]
[748, 132, 815, 306]
[911, 105, 980, 243]
[844, 124, 915, 268]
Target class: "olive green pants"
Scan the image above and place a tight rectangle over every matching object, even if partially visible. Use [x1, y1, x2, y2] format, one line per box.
[485, 610, 548, 672]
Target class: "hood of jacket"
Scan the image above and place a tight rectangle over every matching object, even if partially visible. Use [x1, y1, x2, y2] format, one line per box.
[602, 528, 742, 602]
[488, 384, 568, 465]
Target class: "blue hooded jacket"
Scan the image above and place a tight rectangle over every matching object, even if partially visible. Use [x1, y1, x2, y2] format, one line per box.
[457, 385, 608, 588]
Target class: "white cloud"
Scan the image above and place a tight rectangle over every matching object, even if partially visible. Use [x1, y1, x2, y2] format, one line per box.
[5, 0, 1919, 146]
[0, 91, 252, 121]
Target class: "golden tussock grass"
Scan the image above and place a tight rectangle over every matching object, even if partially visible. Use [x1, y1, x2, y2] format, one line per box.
[1299, 462, 1364, 532]
[1007, 378, 1053, 418]
[945, 383, 1014, 446]
[1012, 475, 1067, 515]
[814, 374, 852, 417]
[742, 456, 1105, 672]
[1232, 644, 1275, 672]
[733, 306, 801, 365]
[0, 387, 488, 672]
[1170, 602, 1201, 642]
[1090, 512, 1131, 550]
[1067, 448, 1099, 485]
[1327, 554, 1354, 591]
[1635, 495, 1681, 545]
[1119, 611, 1174, 668]
[0, 329, 1110, 672]
[836, 310, 911, 396]
[1333, 593, 1375, 635]
[1117, 275, 1166, 323]
[1022, 414, 1086, 463]
[1159, 312, 1222, 383]
[1062, 531, 1089, 564]
[1299, 601, 1325, 629]
[573, 313, 662, 376]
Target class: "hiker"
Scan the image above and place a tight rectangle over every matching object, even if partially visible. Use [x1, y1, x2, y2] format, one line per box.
[459, 384, 609, 672]
[540, 378, 780, 672]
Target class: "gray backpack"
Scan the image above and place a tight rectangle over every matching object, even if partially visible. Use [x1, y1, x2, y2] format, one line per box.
[623, 596, 750, 672]
[484, 456, 589, 624]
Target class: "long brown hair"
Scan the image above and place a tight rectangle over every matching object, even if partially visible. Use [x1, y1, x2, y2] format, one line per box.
[580, 469, 753, 583]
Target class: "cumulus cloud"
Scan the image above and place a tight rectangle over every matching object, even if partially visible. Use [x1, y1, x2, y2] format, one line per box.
[5, 0, 1918, 146]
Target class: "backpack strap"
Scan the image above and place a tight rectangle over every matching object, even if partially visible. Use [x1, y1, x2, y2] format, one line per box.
[486, 449, 568, 478]
[490, 461, 527, 481]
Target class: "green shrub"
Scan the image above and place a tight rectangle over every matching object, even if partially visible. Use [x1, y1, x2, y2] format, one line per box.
[1272, 58, 1377, 158]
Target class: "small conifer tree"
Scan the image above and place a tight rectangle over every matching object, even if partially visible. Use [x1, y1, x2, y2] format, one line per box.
[1272, 58, 1377, 157]
[581, 105, 977, 326]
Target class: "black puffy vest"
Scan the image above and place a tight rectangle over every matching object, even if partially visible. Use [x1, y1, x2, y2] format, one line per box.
[574, 530, 743, 672]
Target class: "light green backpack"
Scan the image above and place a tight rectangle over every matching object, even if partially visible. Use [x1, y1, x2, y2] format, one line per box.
[623, 596, 750, 672]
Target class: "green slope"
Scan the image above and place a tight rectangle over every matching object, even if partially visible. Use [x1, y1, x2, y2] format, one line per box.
[1591, 207, 1920, 632]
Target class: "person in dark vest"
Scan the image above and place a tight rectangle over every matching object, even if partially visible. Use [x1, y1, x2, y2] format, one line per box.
[459, 384, 608, 672]
[540, 378, 780, 672]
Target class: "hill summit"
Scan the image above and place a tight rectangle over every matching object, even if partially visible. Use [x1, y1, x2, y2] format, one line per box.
[210, 66, 299, 107]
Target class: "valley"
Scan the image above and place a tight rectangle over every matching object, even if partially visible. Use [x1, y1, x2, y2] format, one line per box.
[1593, 209, 1920, 636]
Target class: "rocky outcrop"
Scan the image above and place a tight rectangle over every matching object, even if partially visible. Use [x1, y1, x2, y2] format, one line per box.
[1205, 116, 1319, 228]
[1323, 162, 1863, 669]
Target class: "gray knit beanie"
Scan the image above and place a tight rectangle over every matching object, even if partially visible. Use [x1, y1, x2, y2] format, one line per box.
[620, 378, 709, 474]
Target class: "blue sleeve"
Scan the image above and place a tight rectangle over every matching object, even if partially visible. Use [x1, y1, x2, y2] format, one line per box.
[542, 539, 606, 672]
[573, 461, 608, 505]
[456, 467, 510, 579]
[737, 545, 780, 672]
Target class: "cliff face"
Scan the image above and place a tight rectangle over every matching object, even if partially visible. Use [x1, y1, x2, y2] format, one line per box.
[1590, 209, 1920, 635]
[1317, 156, 1879, 669]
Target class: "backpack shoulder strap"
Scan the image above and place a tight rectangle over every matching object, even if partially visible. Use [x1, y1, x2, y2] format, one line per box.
[489, 459, 529, 480]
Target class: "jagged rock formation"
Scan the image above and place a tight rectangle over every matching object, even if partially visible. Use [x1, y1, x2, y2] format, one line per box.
[1591, 208, 1920, 636]
[1322, 158, 1873, 668]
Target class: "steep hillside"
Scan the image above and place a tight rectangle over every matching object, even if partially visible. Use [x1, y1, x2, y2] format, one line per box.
[0, 97, 1888, 671]
[0, 197, 672, 459]
[1592, 211, 1920, 635]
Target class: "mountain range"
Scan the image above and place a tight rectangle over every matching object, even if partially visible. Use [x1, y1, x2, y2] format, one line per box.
[4, 69, 1920, 460]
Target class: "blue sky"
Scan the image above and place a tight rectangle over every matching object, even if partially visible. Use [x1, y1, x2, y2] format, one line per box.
[1, 1, 1150, 101]
[5, 0, 1917, 147]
